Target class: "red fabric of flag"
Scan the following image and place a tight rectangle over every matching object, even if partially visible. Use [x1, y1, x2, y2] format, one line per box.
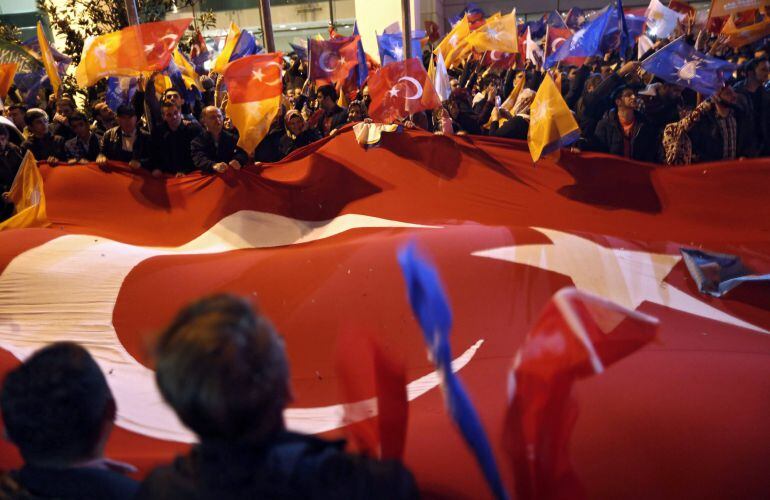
[504, 287, 658, 500]
[223, 53, 283, 103]
[482, 50, 517, 69]
[368, 58, 442, 124]
[309, 36, 360, 86]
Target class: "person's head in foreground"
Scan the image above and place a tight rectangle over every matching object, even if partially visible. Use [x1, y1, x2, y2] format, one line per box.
[141, 294, 418, 499]
[1, 342, 138, 499]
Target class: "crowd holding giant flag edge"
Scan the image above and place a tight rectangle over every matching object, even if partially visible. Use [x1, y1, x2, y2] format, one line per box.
[0, 0, 769, 498]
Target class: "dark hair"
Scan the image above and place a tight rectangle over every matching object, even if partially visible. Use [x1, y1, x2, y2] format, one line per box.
[23, 108, 47, 127]
[155, 294, 290, 443]
[0, 342, 114, 466]
[744, 57, 768, 75]
[116, 104, 135, 117]
[316, 84, 338, 102]
[160, 99, 180, 110]
[8, 104, 27, 113]
[610, 85, 633, 103]
[0, 125, 8, 137]
[68, 111, 88, 126]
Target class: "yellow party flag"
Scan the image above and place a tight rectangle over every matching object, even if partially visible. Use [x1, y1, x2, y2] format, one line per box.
[37, 22, 61, 95]
[0, 62, 18, 98]
[434, 15, 471, 68]
[0, 152, 49, 231]
[527, 73, 580, 163]
[212, 22, 240, 73]
[223, 53, 283, 153]
[501, 72, 525, 111]
[467, 11, 519, 53]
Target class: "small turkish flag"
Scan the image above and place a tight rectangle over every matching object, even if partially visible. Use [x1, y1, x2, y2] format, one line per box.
[309, 36, 360, 86]
[368, 58, 442, 124]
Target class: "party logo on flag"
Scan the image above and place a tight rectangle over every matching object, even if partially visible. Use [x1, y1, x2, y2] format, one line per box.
[467, 11, 519, 54]
[368, 58, 442, 124]
[641, 37, 735, 96]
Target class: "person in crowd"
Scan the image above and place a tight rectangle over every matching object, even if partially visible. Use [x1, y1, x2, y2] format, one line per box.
[594, 85, 659, 162]
[347, 100, 368, 123]
[489, 89, 536, 140]
[96, 104, 151, 170]
[20, 108, 65, 164]
[191, 106, 248, 174]
[150, 100, 203, 176]
[64, 111, 101, 163]
[50, 95, 77, 142]
[90, 102, 117, 139]
[5, 103, 28, 142]
[136, 294, 418, 499]
[0, 342, 139, 499]
[446, 88, 483, 135]
[733, 57, 769, 156]
[0, 125, 23, 221]
[280, 109, 321, 158]
[314, 85, 348, 136]
[688, 85, 753, 162]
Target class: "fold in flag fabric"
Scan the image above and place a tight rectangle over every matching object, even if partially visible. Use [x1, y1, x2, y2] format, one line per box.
[212, 23, 260, 74]
[368, 58, 442, 124]
[75, 18, 191, 88]
[709, 0, 765, 19]
[36, 23, 61, 95]
[0, 62, 17, 98]
[528, 73, 580, 162]
[309, 36, 360, 85]
[223, 53, 283, 153]
[353, 23, 369, 89]
[641, 37, 735, 96]
[646, 0, 687, 38]
[434, 15, 471, 68]
[105, 76, 138, 111]
[433, 53, 452, 102]
[398, 243, 509, 500]
[467, 11, 519, 53]
[482, 50, 517, 69]
[503, 287, 658, 500]
[0, 152, 49, 231]
[335, 326, 408, 460]
[680, 248, 770, 297]
[721, 14, 770, 48]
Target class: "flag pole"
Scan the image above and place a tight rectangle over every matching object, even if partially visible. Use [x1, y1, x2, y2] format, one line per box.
[402, 0, 412, 61]
[258, 0, 276, 53]
[124, 0, 140, 26]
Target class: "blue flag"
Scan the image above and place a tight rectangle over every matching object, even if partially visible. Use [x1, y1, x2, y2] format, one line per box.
[106, 76, 138, 111]
[353, 23, 368, 89]
[544, 10, 568, 29]
[289, 42, 308, 62]
[641, 38, 735, 96]
[398, 242, 509, 500]
[231, 29, 261, 62]
[545, 3, 626, 68]
[377, 32, 425, 66]
[565, 7, 586, 30]
[616, 0, 630, 58]
[523, 18, 547, 40]
[450, 2, 485, 26]
[166, 54, 201, 107]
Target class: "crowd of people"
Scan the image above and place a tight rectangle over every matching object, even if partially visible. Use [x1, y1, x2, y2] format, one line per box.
[0, 295, 418, 499]
[2, 29, 770, 220]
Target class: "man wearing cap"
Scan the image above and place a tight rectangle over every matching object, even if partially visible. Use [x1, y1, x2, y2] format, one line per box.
[594, 86, 658, 162]
[20, 109, 65, 164]
[96, 105, 151, 170]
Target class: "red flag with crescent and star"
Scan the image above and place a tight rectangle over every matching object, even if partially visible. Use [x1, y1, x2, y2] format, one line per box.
[0, 129, 769, 499]
[482, 50, 517, 70]
[367, 58, 443, 124]
[223, 53, 284, 153]
[309, 36, 361, 86]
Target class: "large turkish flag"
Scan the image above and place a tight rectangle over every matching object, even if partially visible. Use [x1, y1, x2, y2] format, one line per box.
[0, 128, 769, 498]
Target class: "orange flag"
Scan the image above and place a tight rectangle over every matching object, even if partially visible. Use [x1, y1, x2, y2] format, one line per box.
[722, 13, 770, 47]
[75, 18, 192, 88]
[708, 0, 766, 18]
[0, 62, 17, 98]
[223, 53, 283, 153]
[0, 152, 49, 231]
[37, 22, 61, 95]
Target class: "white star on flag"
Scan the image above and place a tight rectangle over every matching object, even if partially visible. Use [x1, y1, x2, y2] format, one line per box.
[252, 68, 264, 82]
[387, 87, 400, 98]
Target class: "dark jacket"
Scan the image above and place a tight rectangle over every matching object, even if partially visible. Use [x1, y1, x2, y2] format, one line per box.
[578, 73, 625, 149]
[594, 109, 659, 162]
[0, 143, 23, 192]
[64, 133, 101, 162]
[20, 133, 66, 162]
[50, 120, 75, 142]
[279, 128, 322, 158]
[100, 126, 152, 168]
[688, 105, 752, 163]
[136, 431, 418, 500]
[151, 120, 204, 174]
[733, 79, 769, 157]
[254, 128, 286, 163]
[2, 465, 139, 500]
[317, 106, 348, 137]
[190, 129, 249, 173]
[489, 115, 529, 140]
